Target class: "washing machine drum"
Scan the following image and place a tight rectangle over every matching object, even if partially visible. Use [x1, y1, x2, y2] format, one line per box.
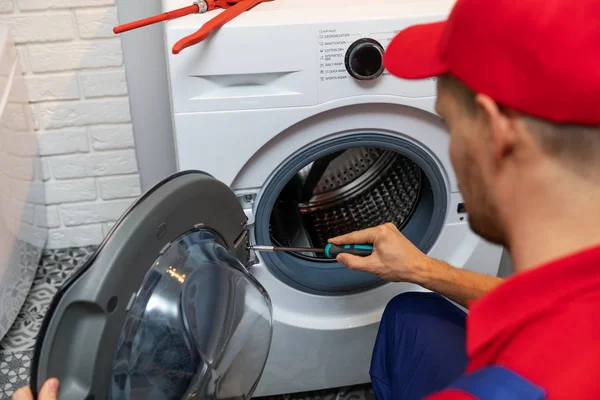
[30, 171, 273, 400]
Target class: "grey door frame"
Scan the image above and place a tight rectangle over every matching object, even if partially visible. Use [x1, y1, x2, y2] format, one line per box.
[115, 0, 178, 191]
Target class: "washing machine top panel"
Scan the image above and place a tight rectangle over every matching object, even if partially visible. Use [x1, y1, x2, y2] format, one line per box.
[30, 171, 273, 400]
[164, 0, 455, 25]
[164, 0, 455, 113]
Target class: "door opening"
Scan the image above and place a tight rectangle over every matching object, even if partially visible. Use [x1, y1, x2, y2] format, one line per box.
[254, 133, 448, 295]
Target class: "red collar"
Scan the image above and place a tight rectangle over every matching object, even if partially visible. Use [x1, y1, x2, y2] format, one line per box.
[467, 243, 600, 356]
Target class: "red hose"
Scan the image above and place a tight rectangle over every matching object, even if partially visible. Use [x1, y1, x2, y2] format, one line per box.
[113, 4, 200, 34]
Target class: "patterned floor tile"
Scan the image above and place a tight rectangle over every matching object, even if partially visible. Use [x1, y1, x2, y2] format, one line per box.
[0, 351, 32, 399]
[0, 246, 97, 353]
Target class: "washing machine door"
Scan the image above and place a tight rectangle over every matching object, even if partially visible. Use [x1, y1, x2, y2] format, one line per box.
[30, 171, 273, 400]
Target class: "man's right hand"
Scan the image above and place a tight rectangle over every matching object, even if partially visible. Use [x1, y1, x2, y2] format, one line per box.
[330, 223, 504, 308]
[329, 223, 433, 285]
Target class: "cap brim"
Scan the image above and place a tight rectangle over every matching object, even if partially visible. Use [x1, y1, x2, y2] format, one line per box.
[383, 21, 448, 79]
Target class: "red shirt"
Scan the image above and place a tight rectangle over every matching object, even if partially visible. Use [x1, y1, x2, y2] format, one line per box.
[427, 244, 600, 400]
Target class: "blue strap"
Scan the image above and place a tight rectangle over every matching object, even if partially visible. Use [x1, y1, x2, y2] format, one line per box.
[447, 366, 546, 400]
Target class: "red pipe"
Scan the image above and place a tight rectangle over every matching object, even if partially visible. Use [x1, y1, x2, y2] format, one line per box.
[172, 0, 265, 54]
[113, 4, 200, 34]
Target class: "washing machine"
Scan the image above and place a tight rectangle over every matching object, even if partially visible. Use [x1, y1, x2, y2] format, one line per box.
[162, 0, 501, 395]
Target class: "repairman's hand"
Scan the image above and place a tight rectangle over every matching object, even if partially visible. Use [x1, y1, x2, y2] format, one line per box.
[329, 222, 432, 284]
[12, 378, 59, 400]
[331, 223, 505, 308]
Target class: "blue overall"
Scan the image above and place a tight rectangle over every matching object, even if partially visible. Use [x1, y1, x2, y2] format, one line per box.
[370, 292, 546, 400]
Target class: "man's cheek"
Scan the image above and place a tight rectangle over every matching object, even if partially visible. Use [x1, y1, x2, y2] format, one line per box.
[448, 136, 470, 190]
[448, 136, 461, 167]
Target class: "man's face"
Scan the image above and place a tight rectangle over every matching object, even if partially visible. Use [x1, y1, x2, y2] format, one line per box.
[435, 78, 506, 245]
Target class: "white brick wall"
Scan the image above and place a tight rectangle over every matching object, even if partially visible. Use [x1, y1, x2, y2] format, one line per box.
[76, 7, 117, 38]
[1, 1, 142, 249]
[0, 1, 14, 14]
[28, 40, 123, 72]
[25, 73, 80, 102]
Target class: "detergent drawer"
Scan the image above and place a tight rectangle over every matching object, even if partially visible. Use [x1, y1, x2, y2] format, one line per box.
[165, 19, 319, 114]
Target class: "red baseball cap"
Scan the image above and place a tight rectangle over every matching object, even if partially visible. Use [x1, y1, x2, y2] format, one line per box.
[384, 0, 600, 125]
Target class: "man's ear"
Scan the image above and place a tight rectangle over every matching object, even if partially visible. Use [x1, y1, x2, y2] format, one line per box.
[475, 94, 516, 165]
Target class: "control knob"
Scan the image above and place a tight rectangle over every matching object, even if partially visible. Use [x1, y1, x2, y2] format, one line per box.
[344, 38, 385, 80]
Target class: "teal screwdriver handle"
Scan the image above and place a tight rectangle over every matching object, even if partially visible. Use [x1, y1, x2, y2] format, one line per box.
[324, 243, 374, 258]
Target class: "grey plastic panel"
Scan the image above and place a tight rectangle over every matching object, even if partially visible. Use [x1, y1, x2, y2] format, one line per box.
[32, 171, 249, 400]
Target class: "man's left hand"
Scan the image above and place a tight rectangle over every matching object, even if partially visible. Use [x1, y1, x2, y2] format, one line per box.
[12, 378, 59, 400]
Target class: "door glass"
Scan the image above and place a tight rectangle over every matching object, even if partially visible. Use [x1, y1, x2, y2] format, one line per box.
[110, 229, 273, 400]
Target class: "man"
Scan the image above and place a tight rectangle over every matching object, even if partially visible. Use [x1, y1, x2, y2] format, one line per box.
[330, 0, 600, 398]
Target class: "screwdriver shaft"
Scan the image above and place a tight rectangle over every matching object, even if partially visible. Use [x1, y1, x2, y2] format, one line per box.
[250, 244, 373, 258]
[250, 245, 324, 253]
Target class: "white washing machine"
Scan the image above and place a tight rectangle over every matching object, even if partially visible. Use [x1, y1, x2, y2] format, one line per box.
[162, 0, 502, 395]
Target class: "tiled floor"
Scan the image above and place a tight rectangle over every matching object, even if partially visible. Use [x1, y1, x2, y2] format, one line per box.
[0, 352, 32, 398]
[0, 246, 374, 399]
[0, 246, 97, 398]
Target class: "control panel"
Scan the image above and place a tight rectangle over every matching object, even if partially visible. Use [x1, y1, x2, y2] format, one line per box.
[316, 23, 438, 102]
[318, 28, 396, 83]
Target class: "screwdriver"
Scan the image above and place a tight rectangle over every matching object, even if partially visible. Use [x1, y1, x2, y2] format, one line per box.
[249, 243, 373, 259]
